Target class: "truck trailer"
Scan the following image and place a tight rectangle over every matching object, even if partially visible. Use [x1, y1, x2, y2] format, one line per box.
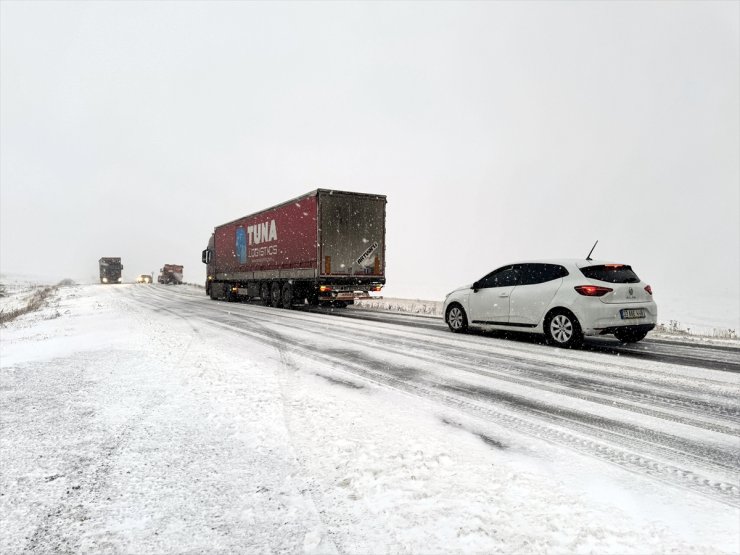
[202, 189, 386, 308]
[99, 257, 123, 284]
[158, 264, 184, 285]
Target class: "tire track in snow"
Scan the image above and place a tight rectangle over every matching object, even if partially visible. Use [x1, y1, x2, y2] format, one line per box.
[326, 307, 740, 372]
[142, 287, 739, 429]
[184, 313, 740, 508]
[127, 288, 342, 554]
[129, 287, 740, 507]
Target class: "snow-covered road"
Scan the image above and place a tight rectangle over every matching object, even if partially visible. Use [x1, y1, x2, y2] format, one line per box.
[2, 283, 739, 553]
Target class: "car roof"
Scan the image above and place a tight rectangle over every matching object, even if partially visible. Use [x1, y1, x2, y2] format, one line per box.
[503, 259, 629, 268]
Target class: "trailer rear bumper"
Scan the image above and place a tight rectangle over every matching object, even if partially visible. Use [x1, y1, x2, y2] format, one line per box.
[318, 291, 373, 302]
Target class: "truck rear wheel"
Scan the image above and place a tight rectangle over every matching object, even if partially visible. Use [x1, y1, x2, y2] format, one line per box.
[271, 282, 282, 308]
[260, 283, 271, 306]
[281, 283, 293, 309]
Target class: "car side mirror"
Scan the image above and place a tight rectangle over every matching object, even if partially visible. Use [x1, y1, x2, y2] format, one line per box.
[472, 281, 480, 292]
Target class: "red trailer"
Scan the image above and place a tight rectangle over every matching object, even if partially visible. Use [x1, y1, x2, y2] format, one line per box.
[202, 189, 386, 308]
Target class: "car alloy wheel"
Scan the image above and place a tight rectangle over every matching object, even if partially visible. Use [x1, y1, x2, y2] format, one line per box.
[545, 310, 583, 348]
[446, 305, 468, 333]
[550, 314, 573, 343]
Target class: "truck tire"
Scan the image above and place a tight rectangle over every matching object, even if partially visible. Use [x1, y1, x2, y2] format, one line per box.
[260, 283, 271, 306]
[209, 284, 218, 300]
[271, 282, 282, 308]
[281, 283, 293, 309]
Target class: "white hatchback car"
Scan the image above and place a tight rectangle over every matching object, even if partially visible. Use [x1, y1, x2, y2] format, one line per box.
[443, 259, 657, 347]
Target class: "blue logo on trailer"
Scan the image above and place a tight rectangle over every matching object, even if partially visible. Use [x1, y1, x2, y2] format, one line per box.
[235, 227, 247, 264]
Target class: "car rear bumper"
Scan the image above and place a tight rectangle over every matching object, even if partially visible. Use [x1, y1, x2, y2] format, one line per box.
[576, 300, 658, 336]
[595, 323, 656, 336]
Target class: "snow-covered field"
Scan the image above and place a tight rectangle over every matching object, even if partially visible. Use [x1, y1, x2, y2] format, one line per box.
[1, 282, 739, 553]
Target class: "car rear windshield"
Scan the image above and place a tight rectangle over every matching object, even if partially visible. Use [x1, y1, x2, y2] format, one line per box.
[580, 264, 640, 283]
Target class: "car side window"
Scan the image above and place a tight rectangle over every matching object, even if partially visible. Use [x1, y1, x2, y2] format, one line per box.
[516, 264, 569, 285]
[553, 265, 569, 279]
[478, 266, 518, 288]
[516, 264, 541, 285]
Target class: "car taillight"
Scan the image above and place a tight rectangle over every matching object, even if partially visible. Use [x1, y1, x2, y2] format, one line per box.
[574, 285, 613, 297]
[644, 285, 653, 295]
[372, 285, 383, 292]
[319, 285, 332, 292]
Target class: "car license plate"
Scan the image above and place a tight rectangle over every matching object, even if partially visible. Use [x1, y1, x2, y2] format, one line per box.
[621, 308, 645, 319]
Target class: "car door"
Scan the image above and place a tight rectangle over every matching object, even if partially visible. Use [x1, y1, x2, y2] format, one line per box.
[508, 264, 566, 326]
[468, 265, 519, 324]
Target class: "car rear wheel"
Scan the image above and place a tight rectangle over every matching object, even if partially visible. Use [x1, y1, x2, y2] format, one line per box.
[614, 328, 649, 343]
[446, 304, 468, 333]
[544, 310, 583, 348]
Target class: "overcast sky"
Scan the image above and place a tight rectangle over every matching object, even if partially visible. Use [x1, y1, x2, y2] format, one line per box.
[1, 1, 738, 324]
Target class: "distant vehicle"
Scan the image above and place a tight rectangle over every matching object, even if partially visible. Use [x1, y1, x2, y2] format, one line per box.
[136, 274, 153, 284]
[443, 259, 657, 347]
[99, 257, 123, 284]
[158, 264, 183, 285]
[202, 189, 386, 308]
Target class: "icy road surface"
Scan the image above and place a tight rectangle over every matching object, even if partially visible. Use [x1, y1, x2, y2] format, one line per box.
[1, 284, 739, 553]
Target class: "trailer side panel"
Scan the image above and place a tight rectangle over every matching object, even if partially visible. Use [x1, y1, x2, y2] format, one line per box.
[213, 193, 318, 278]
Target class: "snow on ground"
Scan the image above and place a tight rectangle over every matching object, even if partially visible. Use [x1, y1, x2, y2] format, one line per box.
[1, 283, 739, 553]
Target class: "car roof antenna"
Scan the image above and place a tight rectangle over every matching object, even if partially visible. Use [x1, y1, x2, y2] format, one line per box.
[586, 240, 598, 261]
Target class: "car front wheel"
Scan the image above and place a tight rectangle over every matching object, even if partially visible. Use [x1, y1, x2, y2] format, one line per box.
[446, 304, 468, 333]
[544, 310, 583, 348]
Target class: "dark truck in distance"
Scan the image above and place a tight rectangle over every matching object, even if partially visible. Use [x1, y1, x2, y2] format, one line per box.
[99, 257, 123, 284]
[158, 264, 183, 285]
[202, 189, 386, 308]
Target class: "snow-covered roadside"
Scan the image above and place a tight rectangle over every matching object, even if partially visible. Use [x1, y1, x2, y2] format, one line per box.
[2, 285, 738, 553]
[1, 284, 338, 553]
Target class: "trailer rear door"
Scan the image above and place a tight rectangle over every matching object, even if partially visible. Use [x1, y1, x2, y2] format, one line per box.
[318, 191, 386, 278]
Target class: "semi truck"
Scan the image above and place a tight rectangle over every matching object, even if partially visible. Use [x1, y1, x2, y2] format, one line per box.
[202, 189, 386, 308]
[99, 257, 123, 284]
[158, 264, 184, 285]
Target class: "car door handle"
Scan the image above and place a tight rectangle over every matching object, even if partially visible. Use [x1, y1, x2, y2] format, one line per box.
[499, 293, 509, 298]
